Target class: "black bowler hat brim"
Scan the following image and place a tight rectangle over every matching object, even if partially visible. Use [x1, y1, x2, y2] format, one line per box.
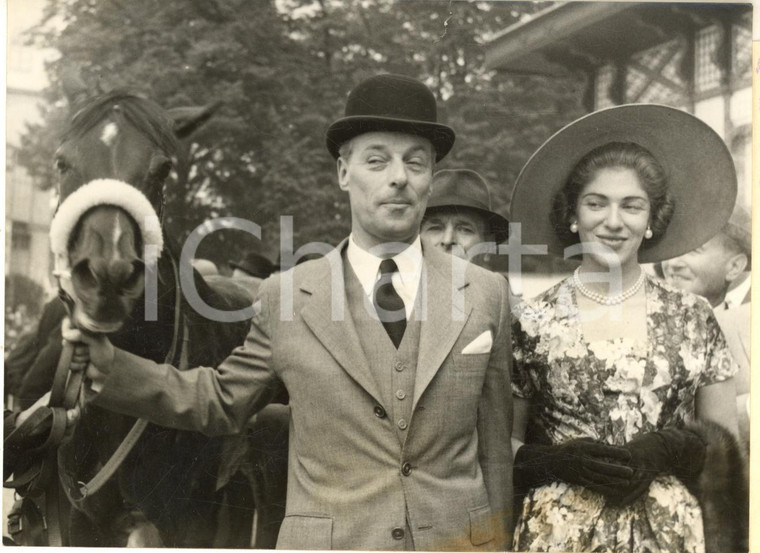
[326, 116, 456, 162]
[229, 254, 275, 279]
[510, 104, 737, 264]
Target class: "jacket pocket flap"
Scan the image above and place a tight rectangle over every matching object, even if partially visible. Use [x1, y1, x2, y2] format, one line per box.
[468, 504, 494, 546]
[278, 514, 333, 550]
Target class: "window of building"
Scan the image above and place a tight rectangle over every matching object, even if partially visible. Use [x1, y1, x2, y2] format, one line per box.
[11, 222, 32, 251]
[731, 23, 751, 81]
[594, 64, 615, 110]
[695, 25, 722, 93]
[626, 39, 688, 106]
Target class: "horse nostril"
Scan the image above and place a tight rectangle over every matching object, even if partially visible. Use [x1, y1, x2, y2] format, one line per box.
[72, 259, 99, 289]
[121, 261, 145, 294]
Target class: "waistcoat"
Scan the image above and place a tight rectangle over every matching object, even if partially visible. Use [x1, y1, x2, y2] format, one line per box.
[345, 259, 422, 446]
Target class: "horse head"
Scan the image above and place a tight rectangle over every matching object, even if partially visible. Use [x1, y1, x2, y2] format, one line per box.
[52, 82, 218, 333]
[67, 205, 145, 332]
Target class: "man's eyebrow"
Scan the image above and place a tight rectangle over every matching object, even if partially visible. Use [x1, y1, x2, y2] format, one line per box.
[405, 145, 430, 156]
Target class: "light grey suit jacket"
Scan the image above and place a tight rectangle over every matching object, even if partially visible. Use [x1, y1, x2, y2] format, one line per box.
[95, 241, 514, 550]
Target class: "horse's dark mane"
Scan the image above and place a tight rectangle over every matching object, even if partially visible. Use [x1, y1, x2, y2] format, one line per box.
[63, 90, 179, 158]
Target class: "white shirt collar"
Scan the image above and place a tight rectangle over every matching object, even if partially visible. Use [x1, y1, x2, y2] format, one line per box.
[346, 234, 423, 318]
[722, 272, 751, 309]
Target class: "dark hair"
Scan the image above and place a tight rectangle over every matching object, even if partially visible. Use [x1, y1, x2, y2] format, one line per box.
[550, 141, 675, 250]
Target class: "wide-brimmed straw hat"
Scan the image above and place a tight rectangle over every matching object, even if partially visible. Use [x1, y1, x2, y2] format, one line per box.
[326, 74, 456, 162]
[509, 104, 737, 263]
[426, 169, 510, 244]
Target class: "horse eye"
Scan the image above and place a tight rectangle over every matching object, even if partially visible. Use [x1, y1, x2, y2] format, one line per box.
[149, 157, 172, 182]
[55, 157, 70, 174]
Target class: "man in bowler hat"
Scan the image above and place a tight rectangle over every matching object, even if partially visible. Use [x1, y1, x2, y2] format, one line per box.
[66, 74, 514, 550]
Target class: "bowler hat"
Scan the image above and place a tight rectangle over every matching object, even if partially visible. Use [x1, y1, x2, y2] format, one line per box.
[326, 74, 455, 162]
[426, 169, 510, 244]
[229, 251, 275, 279]
[510, 104, 737, 263]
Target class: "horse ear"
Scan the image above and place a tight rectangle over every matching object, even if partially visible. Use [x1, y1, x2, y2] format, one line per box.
[61, 67, 90, 109]
[167, 101, 222, 139]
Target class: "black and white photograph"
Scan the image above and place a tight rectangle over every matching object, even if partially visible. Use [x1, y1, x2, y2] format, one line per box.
[3, 0, 753, 550]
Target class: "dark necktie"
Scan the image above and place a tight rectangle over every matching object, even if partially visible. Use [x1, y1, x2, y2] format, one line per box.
[373, 258, 407, 348]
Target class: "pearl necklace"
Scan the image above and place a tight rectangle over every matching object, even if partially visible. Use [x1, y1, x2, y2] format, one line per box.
[573, 267, 646, 305]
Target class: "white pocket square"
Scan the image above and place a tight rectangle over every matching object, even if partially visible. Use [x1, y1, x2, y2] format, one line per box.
[461, 330, 493, 355]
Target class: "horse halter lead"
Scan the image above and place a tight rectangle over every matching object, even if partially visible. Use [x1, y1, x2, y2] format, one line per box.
[11, 179, 177, 502]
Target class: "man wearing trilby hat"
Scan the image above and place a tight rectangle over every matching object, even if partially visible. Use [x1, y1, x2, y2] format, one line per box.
[420, 169, 510, 268]
[68, 74, 514, 550]
[661, 205, 752, 449]
[420, 169, 519, 306]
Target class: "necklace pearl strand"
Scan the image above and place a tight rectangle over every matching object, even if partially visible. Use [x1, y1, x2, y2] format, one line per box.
[573, 267, 646, 305]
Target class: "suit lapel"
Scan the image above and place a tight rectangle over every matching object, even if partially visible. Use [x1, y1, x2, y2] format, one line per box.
[413, 248, 471, 410]
[299, 242, 386, 407]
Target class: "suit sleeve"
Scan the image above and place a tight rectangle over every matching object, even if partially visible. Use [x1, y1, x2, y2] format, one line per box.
[92, 279, 285, 436]
[476, 274, 514, 550]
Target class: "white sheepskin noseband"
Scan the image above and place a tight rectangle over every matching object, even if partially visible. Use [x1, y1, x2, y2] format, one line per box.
[49, 179, 164, 282]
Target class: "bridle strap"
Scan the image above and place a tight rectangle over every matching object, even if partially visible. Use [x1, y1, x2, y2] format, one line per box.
[63, 253, 185, 504]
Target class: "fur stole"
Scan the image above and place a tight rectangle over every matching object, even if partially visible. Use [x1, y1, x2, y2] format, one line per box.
[685, 421, 748, 553]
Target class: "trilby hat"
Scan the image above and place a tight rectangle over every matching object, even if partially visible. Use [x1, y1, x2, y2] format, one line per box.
[509, 104, 737, 263]
[326, 73, 456, 162]
[722, 204, 751, 267]
[426, 169, 510, 244]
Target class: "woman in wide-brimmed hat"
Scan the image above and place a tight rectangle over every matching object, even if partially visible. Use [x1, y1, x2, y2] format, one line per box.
[508, 104, 746, 553]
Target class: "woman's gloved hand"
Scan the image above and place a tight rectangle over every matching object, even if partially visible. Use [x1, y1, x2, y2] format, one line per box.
[606, 427, 707, 507]
[514, 438, 634, 497]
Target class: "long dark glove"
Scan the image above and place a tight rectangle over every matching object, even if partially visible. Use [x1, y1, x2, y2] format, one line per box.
[608, 427, 707, 507]
[514, 438, 634, 497]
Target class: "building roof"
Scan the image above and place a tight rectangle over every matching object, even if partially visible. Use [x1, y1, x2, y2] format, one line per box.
[485, 2, 751, 76]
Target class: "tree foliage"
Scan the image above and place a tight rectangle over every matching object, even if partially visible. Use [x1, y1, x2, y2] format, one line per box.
[17, 0, 586, 267]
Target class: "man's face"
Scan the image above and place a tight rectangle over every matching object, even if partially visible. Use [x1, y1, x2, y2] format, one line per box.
[338, 132, 434, 250]
[420, 208, 490, 260]
[661, 235, 744, 306]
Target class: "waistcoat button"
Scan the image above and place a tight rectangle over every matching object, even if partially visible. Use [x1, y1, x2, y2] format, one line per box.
[392, 527, 405, 540]
[401, 462, 412, 476]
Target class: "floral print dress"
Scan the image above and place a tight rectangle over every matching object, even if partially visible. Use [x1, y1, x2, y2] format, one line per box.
[511, 275, 736, 553]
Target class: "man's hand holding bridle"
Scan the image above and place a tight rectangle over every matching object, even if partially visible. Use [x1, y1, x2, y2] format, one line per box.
[61, 317, 114, 394]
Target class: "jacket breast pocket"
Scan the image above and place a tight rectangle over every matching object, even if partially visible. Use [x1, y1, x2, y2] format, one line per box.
[277, 514, 333, 550]
[451, 351, 490, 373]
[468, 504, 494, 546]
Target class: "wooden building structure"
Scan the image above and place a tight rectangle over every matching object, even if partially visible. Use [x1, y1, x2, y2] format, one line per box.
[485, 2, 752, 207]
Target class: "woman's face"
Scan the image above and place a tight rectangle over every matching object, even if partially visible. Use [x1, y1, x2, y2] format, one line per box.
[574, 167, 651, 269]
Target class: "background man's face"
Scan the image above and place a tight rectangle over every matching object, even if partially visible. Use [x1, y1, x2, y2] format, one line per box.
[661, 235, 740, 305]
[338, 132, 433, 249]
[420, 208, 490, 259]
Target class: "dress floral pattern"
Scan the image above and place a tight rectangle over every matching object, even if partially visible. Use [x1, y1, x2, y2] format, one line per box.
[511, 275, 736, 553]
